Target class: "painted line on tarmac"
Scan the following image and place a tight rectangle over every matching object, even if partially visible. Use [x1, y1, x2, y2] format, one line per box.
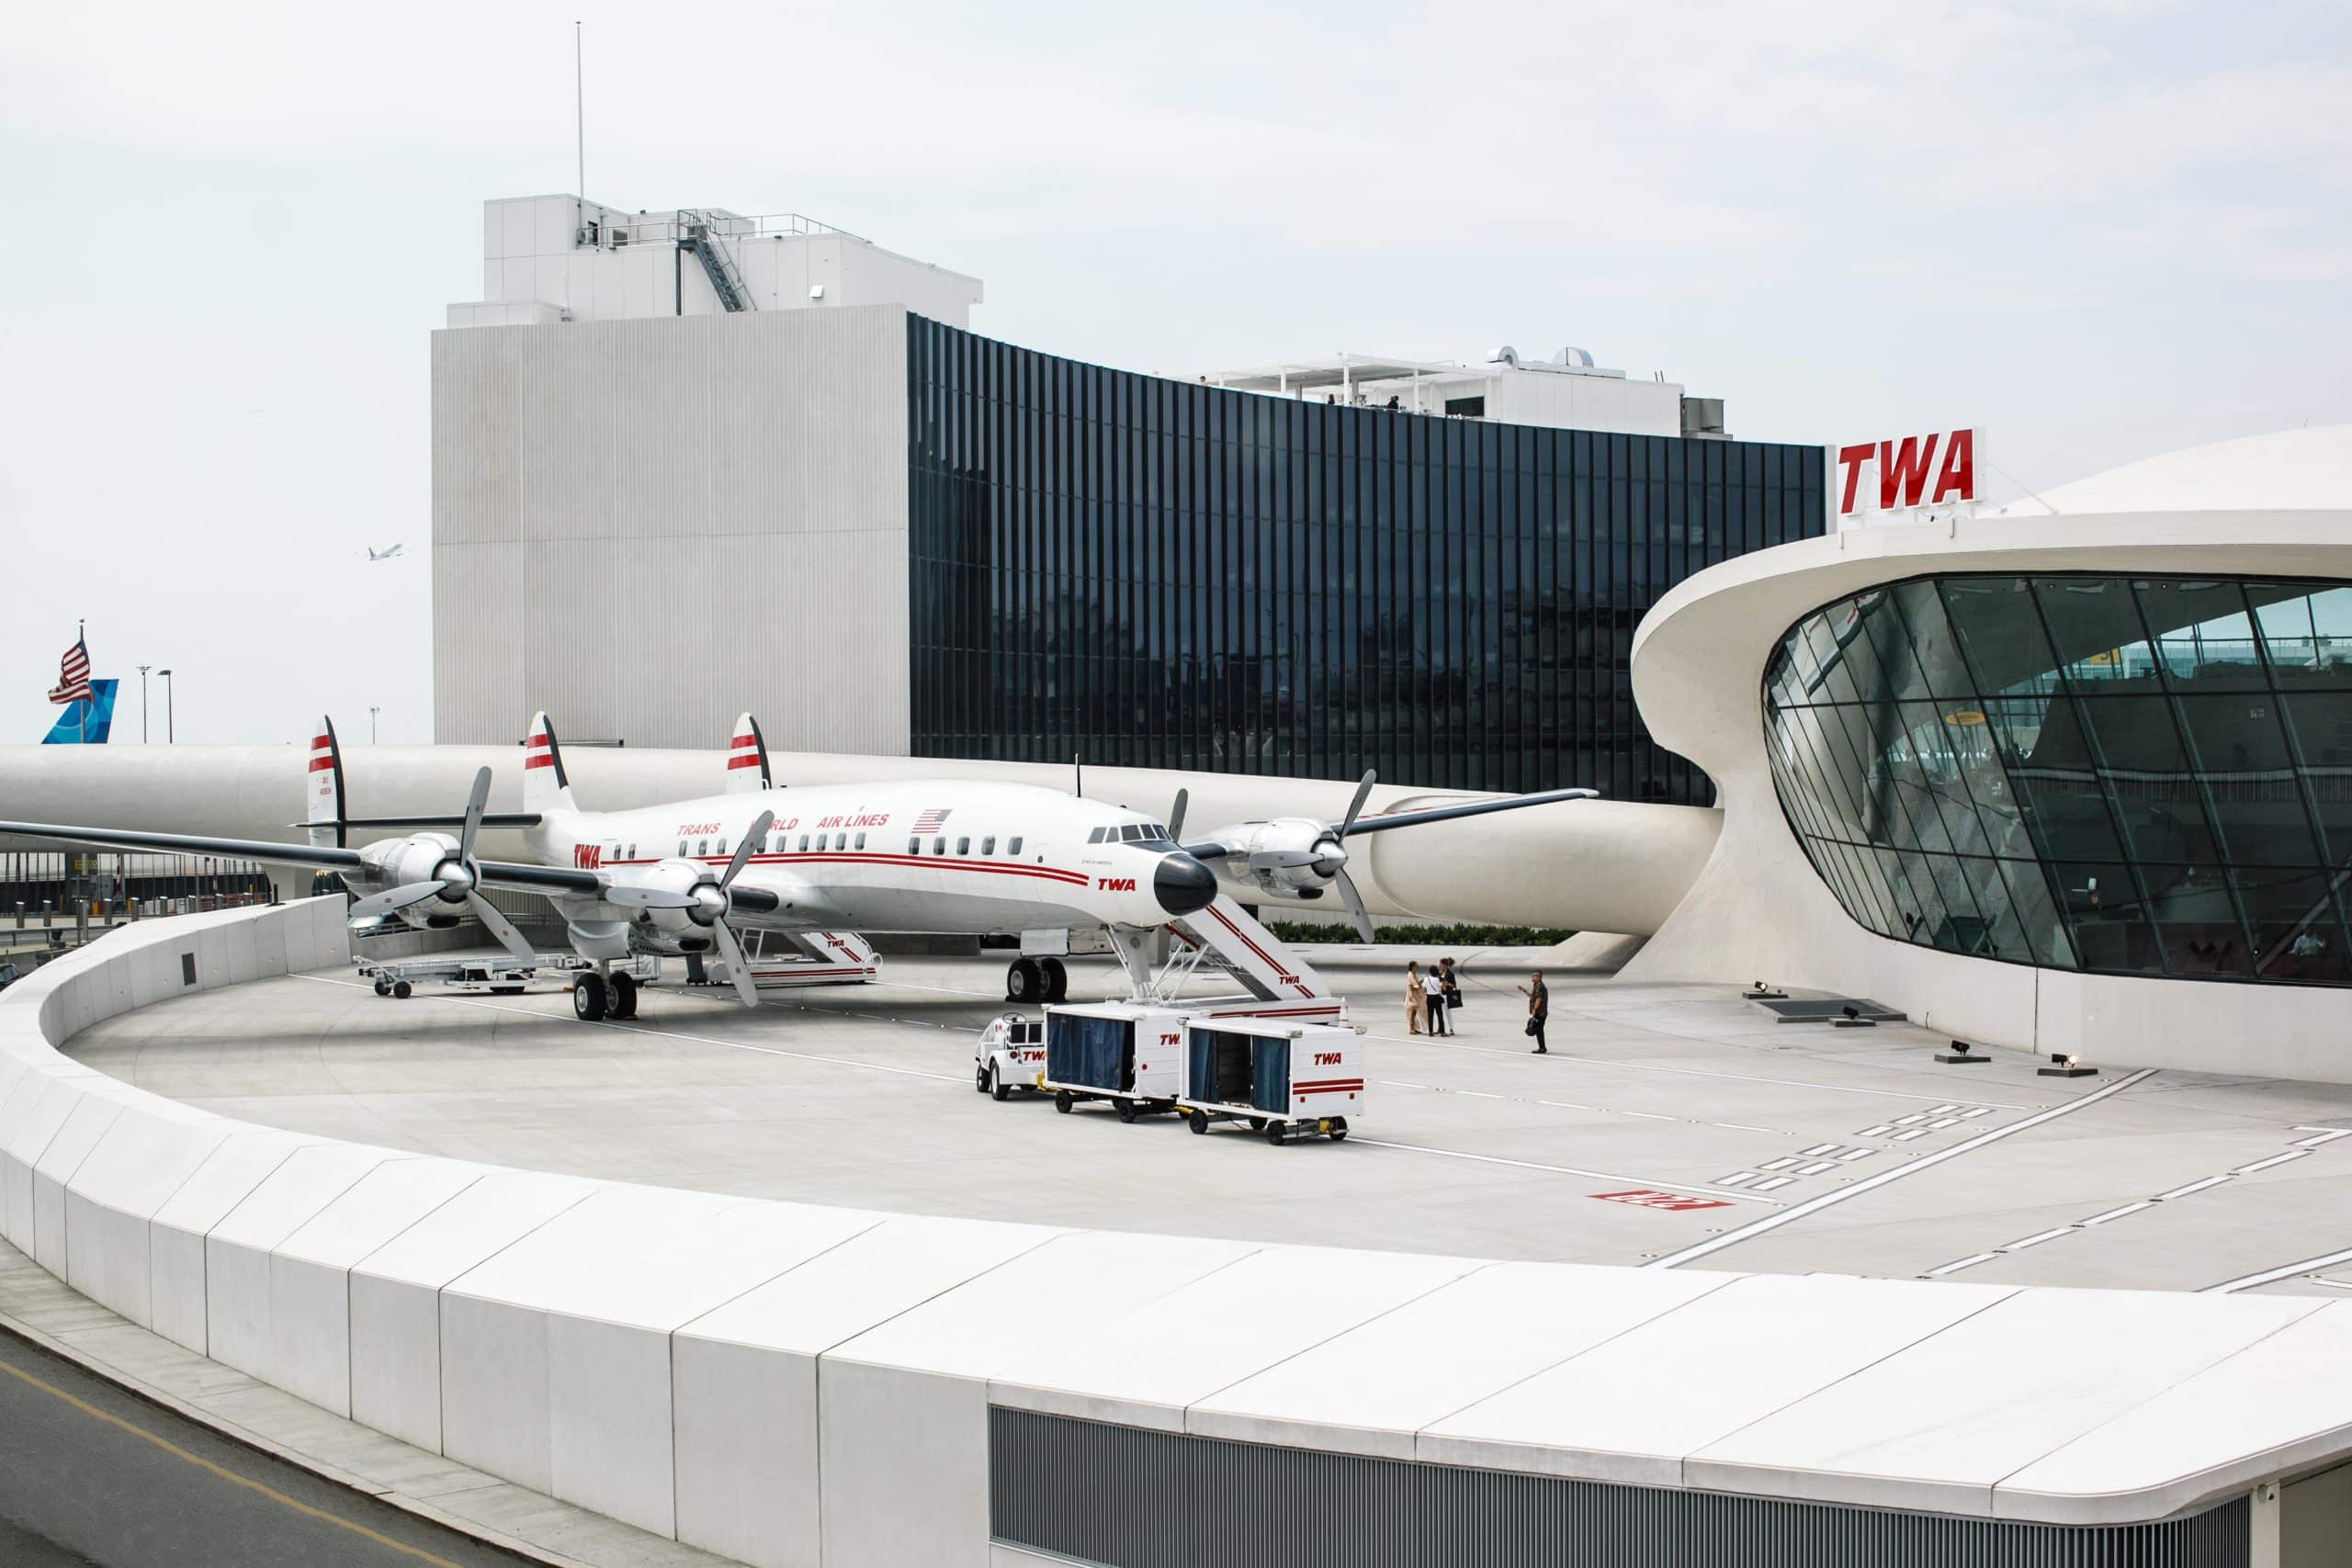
[2204, 1244, 2352, 1294]
[0, 1349, 468, 1568]
[1638, 1067, 2158, 1270]
[295, 975, 965, 1083]
[1362, 1029, 2039, 1111]
[1376, 1078, 1802, 1142]
[1347, 1138, 1779, 1206]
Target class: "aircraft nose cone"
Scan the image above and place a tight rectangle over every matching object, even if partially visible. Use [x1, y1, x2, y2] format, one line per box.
[1154, 852, 1218, 918]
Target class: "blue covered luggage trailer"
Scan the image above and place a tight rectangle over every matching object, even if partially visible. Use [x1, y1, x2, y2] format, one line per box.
[1039, 1002, 1191, 1123]
[1177, 1017, 1364, 1145]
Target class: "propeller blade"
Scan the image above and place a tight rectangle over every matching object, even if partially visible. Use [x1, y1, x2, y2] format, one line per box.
[1335, 770, 1378, 839]
[718, 810, 775, 891]
[710, 919, 760, 1009]
[604, 883, 699, 910]
[1333, 868, 1375, 943]
[1168, 788, 1188, 842]
[347, 881, 443, 919]
[458, 766, 493, 864]
[464, 890, 538, 964]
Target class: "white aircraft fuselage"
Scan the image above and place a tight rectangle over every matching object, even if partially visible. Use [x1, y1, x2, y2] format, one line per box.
[531, 777, 1216, 941]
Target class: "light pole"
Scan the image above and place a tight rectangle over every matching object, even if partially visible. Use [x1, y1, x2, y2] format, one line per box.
[158, 670, 175, 742]
[370, 706, 380, 744]
[136, 665, 151, 743]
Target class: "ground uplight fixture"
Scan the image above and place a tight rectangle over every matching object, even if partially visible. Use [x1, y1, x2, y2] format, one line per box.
[2039, 1051, 2098, 1079]
[1936, 1038, 1990, 1065]
[1832, 1003, 1876, 1029]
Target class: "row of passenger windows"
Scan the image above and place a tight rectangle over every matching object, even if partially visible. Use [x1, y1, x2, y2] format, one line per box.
[904, 834, 1023, 857]
[1087, 823, 1173, 844]
[668, 833, 1027, 859]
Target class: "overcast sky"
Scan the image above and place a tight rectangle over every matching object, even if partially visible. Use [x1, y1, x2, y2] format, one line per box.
[4, 0, 2346, 748]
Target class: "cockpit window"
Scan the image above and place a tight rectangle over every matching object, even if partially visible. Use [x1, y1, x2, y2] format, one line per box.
[1088, 827, 1106, 844]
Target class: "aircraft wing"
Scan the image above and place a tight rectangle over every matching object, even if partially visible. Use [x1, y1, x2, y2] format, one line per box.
[0, 819, 606, 898]
[1340, 786, 1600, 836]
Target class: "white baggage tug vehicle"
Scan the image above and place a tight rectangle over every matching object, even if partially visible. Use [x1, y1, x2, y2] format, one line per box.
[1035, 1001, 1192, 1123]
[973, 1012, 1047, 1100]
[1177, 1015, 1364, 1145]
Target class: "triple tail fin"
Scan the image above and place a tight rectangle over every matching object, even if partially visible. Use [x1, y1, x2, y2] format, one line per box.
[726, 713, 775, 794]
[305, 717, 346, 848]
[523, 712, 580, 813]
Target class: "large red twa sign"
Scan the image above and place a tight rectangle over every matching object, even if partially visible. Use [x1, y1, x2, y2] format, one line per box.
[1834, 429, 1976, 528]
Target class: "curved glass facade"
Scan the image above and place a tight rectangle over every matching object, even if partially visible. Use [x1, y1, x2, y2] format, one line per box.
[909, 318, 1824, 800]
[1763, 574, 2352, 987]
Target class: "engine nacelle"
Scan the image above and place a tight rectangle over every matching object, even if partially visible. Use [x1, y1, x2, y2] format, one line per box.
[1197, 818, 1347, 897]
[611, 859, 725, 945]
[352, 833, 467, 930]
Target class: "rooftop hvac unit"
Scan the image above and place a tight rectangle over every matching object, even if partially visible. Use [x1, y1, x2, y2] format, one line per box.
[611, 227, 629, 247]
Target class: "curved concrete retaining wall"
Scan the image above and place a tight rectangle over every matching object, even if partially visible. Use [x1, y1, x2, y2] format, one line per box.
[5, 900, 2352, 1567]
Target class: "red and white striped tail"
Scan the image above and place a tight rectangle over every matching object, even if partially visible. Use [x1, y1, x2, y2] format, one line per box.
[304, 717, 344, 848]
[522, 711, 576, 812]
[725, 712, 772, 795]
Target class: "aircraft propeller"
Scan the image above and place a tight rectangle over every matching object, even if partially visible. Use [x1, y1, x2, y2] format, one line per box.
[603, 809, 775, 1007]
[345, 767, 537, 962]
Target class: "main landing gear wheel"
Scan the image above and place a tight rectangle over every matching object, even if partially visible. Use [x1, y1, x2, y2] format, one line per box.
[1053, 1089, 1074, 1114]
[608, 972, 639, 1021]
[1007, 958, 1043, 1003]
[1115, 1098, 1138, 1124]
[572, 973, 609, 1021]
[1040, 957, 1069, 1002]
[1187, 1110, 1209, 1134]
[391, 980, 412, 999]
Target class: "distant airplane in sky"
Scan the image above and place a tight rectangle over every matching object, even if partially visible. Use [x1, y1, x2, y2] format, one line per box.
[367, 544, 404, 560]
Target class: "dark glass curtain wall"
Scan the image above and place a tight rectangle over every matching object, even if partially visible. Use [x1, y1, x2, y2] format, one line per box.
[908, 319, 1824, 800]
[1763, 573, 2352, 987]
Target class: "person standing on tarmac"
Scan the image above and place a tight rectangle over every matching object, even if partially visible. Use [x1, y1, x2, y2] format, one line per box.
[1406, 960, 1428, 1035]
[1518, 970, 1550, 1054]
[1421, 961, 1450, 1035]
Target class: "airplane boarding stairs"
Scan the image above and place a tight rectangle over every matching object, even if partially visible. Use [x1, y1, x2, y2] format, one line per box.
[711, 929, 877, 989]
[1161, 897, 1347, 1022]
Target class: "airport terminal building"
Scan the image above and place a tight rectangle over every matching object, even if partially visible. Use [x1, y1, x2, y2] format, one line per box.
[435, 195, 1823, 802]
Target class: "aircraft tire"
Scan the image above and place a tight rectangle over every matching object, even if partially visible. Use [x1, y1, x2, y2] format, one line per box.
[1040, 957, 1068, 1002]
[1007, 959, 1042, 1003]
[609, 973, 639, 1020]
[572, 973, 608, 1022]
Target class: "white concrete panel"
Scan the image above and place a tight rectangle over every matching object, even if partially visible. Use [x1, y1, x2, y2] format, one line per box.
[1420, 1273, 2018, 1489]
[673, 1215, 1065, 1568]
[533, 196, 570, 259]
[265, 1158, 487, 1417]
[30, 1079, 138, 1271]
[348, 1168, 602, 1453]
[1193, 1261, 1746, 1460]
[3, 1077, 94, 1249]
[146, 1128, 320, 1353]
[1689, 1286, 2325, 1517]
[63, 1105, 232, 1327]
[206, 1145, 411, 1383]
[540, 1201, 884, 1538]
[992, 1244, 1483, 1435]
[482, 199, 502, 261]
[823, 1231, 1260, 1568]
[440, 1185, 747, 1493]
[1999, 1303, 2352, 1525]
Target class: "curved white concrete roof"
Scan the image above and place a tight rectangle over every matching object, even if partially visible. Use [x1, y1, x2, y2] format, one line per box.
[1992, 423, 2352, 516]
[6, 898, 2352, 1561]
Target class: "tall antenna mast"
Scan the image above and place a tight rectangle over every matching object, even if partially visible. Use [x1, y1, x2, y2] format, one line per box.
[573, 21, 585, 203]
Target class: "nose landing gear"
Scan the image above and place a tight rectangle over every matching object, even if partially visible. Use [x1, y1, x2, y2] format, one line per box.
[1006, 956, 1069, 1003]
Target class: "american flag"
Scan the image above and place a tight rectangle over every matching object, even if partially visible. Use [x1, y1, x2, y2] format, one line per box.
[47, 635, 93, 707]
[912, 807, 952, 833]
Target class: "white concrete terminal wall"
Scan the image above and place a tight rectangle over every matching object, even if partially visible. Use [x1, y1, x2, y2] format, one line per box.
[9, 901, 2352, 1565]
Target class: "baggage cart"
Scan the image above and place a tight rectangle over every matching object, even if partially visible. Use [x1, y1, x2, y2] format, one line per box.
[1039, 1002, 1190, 1123]
[1178, 1017, 1363, 1145]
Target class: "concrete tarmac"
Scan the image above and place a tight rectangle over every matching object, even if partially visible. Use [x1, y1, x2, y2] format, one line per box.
[0, 1326, 530, 1568]
[63, 949, 2352, 1295]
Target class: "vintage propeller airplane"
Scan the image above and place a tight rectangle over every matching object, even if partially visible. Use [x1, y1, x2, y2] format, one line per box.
[0, 713, 1591, 1022]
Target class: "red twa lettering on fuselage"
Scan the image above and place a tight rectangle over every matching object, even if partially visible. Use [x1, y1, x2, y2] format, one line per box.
[572, 844, 603, 869]
[1096, 877, 1136, 893]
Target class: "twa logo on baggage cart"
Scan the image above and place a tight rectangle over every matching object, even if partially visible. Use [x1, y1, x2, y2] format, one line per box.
[1590, 1189, 1730, 1213]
